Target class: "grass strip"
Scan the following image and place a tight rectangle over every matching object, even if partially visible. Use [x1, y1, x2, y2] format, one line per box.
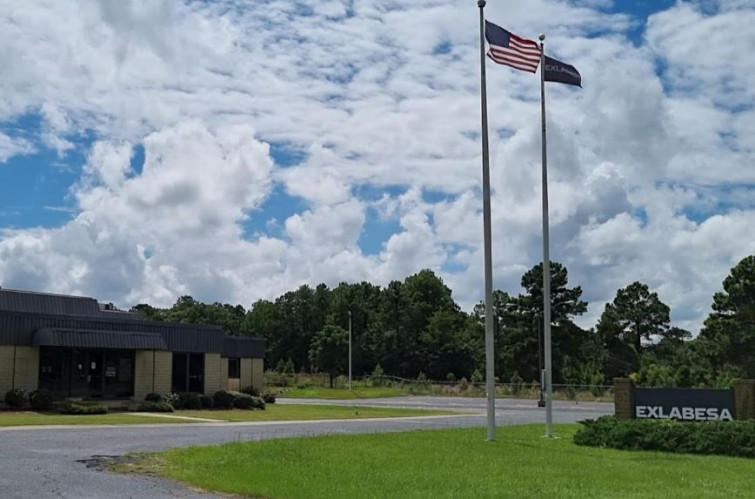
[179, 404, 451, 422]
[154, 424, 755, 499]
[0, 404, 452, 427]
[0, 412, 179, 427]
[276, 387, 407, 399]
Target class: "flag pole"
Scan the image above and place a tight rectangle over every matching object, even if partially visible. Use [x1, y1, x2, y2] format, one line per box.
[477, 0, 496, 442]
[539, 33, 554, 438]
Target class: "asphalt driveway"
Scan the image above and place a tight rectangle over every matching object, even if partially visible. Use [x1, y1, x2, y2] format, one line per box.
[0, 396, 612, 499]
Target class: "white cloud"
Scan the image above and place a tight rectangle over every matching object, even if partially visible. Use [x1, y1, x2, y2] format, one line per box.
[0, 0, 752, 334]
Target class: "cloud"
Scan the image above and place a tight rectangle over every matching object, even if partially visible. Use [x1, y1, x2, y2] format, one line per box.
[0, 0, 751, 335]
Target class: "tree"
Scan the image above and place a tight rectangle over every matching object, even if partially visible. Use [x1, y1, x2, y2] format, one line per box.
[698, 255, 755, 378]
[603, 282, 670, 353]
[517, 262, 588, 326]
[308, 325, 348, 387]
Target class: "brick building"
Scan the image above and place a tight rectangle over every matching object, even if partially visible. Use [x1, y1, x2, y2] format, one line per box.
[0, 288, 264, 403]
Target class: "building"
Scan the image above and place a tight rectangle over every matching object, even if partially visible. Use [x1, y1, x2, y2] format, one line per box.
[0, 288, 264, 403]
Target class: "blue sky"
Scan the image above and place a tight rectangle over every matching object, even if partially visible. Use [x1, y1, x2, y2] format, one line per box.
[0, 0, 753, 332]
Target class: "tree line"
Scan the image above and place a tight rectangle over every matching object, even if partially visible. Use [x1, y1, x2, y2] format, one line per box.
[132, 255, 755, 388]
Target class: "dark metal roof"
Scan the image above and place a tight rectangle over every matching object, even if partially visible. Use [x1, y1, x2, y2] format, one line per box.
[33, 328, 168, 350]
[0, 289, 101, 316]
[0, 288, 264, 357]
[222, 336, 265, 359]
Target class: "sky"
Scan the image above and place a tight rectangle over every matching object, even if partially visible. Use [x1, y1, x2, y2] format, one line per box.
[0, 0, 753, 333]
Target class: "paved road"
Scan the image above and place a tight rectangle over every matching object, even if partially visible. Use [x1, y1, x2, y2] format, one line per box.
[0, 396, 611, 499]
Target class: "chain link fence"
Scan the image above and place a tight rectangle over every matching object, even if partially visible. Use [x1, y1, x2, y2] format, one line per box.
[264, 372, 614, 402]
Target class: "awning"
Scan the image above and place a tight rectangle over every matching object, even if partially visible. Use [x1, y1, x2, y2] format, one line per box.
[32, 328, 168, 350]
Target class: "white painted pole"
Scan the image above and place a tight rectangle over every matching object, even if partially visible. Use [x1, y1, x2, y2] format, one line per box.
[539, 34, 554, 438]
[478, 0, 496, 442]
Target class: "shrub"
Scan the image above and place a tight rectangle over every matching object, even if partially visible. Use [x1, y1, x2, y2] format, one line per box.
[241, 385, 260, 397]
[29, 389, 54, 411]
[510, 372, 523, 396]
[370, 364, 385, 387]
[144, 392, 163, 403]
[251, 396, 266, 410]
[232, 392, 255, 409]
[262, 392, 276, 404]
[574, 416, 755, 458]
[176, 392, 202, 410]
[213, 390, 235, 409]
[138, 402, 174, 413]
[163, 393, 180, 408]
[412, 372, 429, 392]
[200, 395, 214, 409]
[4, 388, 27, 409]
[59, 401, 108, 415]
[458, 377, 469, 390]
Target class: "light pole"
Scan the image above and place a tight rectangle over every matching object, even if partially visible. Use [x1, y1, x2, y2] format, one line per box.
[348, 310, 352, 391]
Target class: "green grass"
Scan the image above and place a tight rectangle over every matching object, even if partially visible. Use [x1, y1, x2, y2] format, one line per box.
[152, 424, 755, 499]
[180, 404, 450, 421]
[0, 411, 179, 427]
[0, 405, 450, 427]
[276, 386, 407, 399]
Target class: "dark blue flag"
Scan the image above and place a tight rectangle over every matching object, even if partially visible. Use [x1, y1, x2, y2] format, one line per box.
[544, 55, 581, 87]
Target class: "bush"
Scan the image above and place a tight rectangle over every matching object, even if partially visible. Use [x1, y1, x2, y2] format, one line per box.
[262, 392, 276, 404]
[233, 392, 255, 409]
[574, 416, 755, 459]
[200, 395, 214, 409]
[510, 372, 523, 396]
[251, 396, 266, 410]
[4, 388, 27, 409]
[59, 401, 108, 415]
[144, 392, 163, 403]
[138, 402, 174, 413]
[213, 390, 235, 409]
[241, 385, 260, 397]
[29, 389, 54, 411]
[458, 377, 469, 390]
[163, 393, 180, 408]
[176, 392, 202, 410]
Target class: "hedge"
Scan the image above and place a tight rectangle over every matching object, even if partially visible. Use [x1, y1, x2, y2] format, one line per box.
[59, 401, 109, 415]
[138, 402, 175, 413]
[574, 416, 755, 458]
[4, 388, 27, 409]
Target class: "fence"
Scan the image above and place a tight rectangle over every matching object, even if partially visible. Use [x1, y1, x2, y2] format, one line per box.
[264, 372, 614, 402]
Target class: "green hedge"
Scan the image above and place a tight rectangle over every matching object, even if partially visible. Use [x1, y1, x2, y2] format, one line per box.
[138, 402, 175, 413]
[59, 401, 109, 415]
[574, 416, 755, 458]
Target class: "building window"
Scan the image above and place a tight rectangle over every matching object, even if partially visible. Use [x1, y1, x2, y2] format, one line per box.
[228, 358, 240, 379]
[172, 353, 205, 393]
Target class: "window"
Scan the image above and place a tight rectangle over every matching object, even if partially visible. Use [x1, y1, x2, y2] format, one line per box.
[172, 353, 205, 393]
[228, 358, 240, 379]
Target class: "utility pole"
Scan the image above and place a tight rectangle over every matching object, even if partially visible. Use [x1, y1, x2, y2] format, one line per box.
[348, 310, 352, 391]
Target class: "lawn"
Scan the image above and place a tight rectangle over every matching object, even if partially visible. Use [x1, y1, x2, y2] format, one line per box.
[0, 404, 451, 427]
[0, 411, 178, 427]
[276, 386, 407, 399]
[180, 404, 450, 422]
[149, 424, 755, 499]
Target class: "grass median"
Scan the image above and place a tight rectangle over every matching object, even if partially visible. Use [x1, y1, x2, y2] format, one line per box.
[0, 404, 453, 427]
[275, 386, 407, 399]
[144, 424, 754, 498]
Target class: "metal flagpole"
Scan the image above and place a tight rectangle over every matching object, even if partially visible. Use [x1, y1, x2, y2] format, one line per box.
[477, 0, 496, 442]
[538, 34, 554, 438]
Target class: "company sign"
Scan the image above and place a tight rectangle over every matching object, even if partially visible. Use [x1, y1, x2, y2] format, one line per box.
[634, 387, 735, 422]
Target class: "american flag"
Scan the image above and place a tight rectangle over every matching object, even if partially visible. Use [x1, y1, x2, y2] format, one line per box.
[485, 21, 540, 73]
